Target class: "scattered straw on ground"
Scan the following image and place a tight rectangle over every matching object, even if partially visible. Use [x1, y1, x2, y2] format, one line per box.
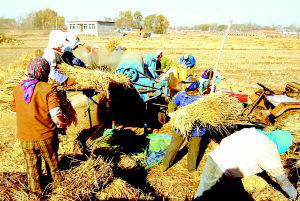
[96, 178, 153, 200]
[0, 33, 20, 45]
[169, 91, 243, 137]
[50, 156, 113, 200]
[0, 173, 28, 201]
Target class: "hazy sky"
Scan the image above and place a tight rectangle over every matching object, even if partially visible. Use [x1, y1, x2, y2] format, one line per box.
[1, 0, 299, 27]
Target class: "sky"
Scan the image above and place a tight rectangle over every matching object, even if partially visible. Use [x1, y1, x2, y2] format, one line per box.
[1, 0, 300, 27]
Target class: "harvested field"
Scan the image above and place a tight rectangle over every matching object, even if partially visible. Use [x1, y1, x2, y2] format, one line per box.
[0, 30, 299, 200]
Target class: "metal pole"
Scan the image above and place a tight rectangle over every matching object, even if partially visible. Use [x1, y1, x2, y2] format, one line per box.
[210, 21, 232, 94]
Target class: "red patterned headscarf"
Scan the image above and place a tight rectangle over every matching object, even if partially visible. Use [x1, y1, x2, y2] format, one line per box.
[27, 57, 50, 81]
[20, 57, 50, 103]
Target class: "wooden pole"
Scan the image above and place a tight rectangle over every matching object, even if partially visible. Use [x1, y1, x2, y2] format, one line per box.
[210, 21, 232, 94]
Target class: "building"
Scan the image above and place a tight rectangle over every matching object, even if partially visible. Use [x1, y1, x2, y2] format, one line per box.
[66, 20, 115, 36]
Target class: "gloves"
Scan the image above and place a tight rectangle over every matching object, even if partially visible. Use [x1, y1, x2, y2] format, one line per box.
[168, 112, 174, 118]
[274, 174, 297, 200]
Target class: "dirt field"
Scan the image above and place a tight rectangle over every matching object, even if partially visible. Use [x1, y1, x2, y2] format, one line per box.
[0, 30, 299, 200]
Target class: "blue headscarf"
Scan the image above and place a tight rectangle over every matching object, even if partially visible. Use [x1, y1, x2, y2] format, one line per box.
[256, 129, 293, 154]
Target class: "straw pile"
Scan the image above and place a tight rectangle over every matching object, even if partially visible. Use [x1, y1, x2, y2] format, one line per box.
[105, 38, 121, 52]
[57, 63, 130, 96]
[0, 173, 28, 201]
[0, 33, 20, 45]
[169, 91, 243, 136]
[96, 178, 153, 200]
[117, 155, 137, 170]
[50, 156, 113, 200]
[0, 51, 42, 110]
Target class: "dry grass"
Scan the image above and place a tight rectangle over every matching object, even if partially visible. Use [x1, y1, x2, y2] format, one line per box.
[96, 178, 153, 200]
[169, 91, 243, 137]
[50, 157, 113, 200]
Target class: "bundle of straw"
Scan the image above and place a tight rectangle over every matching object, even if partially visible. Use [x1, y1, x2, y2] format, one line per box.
[169, 91, 243, 136]
[0, 33, 20, 45]
[96, 178, 152, 200]
[50, 157, 113, 200]
[57, 64, 130, 96]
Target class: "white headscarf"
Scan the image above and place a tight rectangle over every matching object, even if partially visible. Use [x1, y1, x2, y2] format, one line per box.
[64, 32, 84, 51]
[43, 30, 67, 66]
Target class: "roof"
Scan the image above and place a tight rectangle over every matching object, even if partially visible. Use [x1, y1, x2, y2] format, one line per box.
[66, 20, 115, 24]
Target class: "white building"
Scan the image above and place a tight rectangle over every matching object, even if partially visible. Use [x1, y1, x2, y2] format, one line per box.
[66, 20, 115, 36]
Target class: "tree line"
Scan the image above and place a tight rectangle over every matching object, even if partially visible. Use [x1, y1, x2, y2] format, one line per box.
[1, 8, 299, 34]
[115, 10, 169, 34]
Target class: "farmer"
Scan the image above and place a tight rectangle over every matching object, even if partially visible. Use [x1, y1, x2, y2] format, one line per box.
[10, 57, 68, 200]
[194, 127, 298, 201]
[86, 44, 100, 69]
[161, 78, 206, 174]
[199, 68, 221, 94]
[43, 30, 85, 86]
[156, 49, 170, 76]
[179, 54, 196, 81]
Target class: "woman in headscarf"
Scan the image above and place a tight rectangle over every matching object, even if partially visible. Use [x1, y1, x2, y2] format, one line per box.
[194, 128, 297, 201]
[10, 57, 67, 200]
[43, 30, 85, 86]
[161, 78, 206, 175]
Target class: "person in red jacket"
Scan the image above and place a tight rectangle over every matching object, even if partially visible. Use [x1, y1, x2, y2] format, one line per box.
[11, 57, 67, 200]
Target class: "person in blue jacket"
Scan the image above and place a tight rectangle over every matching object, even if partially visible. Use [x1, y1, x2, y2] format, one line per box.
[161, 78, 206, 175]
[180, 54, 196, 80]
[180, 54, 196, 68]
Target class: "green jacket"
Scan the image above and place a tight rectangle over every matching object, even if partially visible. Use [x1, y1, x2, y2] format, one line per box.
[160, 57, 170, 72]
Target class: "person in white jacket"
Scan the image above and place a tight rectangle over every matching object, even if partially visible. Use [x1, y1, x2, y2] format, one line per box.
[43, 30, 85, 85]
[194, 127, 298, 200]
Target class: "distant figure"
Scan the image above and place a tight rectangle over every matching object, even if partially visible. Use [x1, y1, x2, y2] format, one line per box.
[10, 57, 68, 200]
[80, 45, 92, 64]
[179, 54, 196, 81]
[194, 128, 298, 201]
[199, 68, 221, 94]
[86, 44, 100, 69]
[156, 49, 170, 76]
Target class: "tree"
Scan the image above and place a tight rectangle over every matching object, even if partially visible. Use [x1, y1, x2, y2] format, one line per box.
[217, 24, 227, 31]
[153, 14, 169, 34]
[133, 11, 143, 28]
[144, 14, 156, 31]
[115, 10, 134, 28]
[32, 9, 64, 29]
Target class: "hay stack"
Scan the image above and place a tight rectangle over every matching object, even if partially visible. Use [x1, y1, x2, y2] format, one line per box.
[96, 178, 152, 200]
[169, 91, 243, 136]
[50, 157, 113, 200]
